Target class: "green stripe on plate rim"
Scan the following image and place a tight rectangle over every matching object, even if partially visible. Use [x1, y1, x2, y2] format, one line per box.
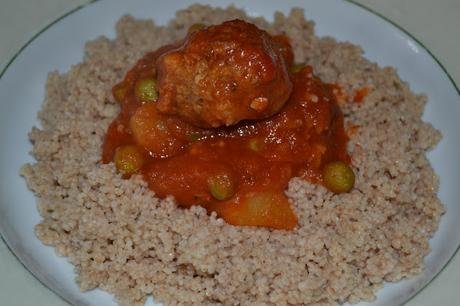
[0, 1, 458, 306]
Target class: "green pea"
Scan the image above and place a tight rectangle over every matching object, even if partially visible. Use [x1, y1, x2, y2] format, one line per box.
[187, 132, 202, 142]
[113, 82, 127, 102]
[291, 63, 306, 73]
[188, 23, 206, 34]
[114, 145, 144, 176]
[135, 78, 158, 102]
[248, 138, 264, 152]
[208, 173, 235, 201]
[323, 161, 355, 193]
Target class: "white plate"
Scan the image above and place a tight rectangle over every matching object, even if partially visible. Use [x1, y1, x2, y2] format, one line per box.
[0, 0, 459, 305]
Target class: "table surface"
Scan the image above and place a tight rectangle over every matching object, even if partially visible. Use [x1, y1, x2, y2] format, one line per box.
[0, 0, 459, 305]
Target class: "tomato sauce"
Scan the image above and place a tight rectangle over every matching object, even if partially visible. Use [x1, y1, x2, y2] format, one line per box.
[353, 87, 369, 103]
[102, 37, 350, 230]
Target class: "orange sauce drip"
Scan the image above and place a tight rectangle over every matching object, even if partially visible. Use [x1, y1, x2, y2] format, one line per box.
[353, 87, 369, 103]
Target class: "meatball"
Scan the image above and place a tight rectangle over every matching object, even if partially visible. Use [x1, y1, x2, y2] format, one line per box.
[155, 20, 293, 128]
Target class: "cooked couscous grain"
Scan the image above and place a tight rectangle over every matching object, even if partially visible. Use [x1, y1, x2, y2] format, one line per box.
[21, 5, 443, 306]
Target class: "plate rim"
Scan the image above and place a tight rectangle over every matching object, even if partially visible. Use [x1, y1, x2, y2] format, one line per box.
[0, 1, 459, 306]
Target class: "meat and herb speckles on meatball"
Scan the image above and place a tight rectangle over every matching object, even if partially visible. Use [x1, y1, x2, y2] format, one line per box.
[155, 19, 293, 128]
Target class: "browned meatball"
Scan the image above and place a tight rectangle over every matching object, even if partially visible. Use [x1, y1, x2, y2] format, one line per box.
[155, 20, 293, 128]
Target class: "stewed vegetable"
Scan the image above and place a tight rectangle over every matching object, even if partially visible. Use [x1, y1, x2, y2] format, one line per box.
[208, 173, 235, 200]
[188, 23, 206, 34]
[290, 63, 306, 73]
[135, 78, 158, 102]
[114, 145, 144, 176]
[323, 161, 355, 193]
[113, 82, 128, 102]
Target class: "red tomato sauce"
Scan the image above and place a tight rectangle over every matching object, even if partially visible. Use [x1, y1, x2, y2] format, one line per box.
[353, 87, 370, 103]
[102, 39, 350, 230]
